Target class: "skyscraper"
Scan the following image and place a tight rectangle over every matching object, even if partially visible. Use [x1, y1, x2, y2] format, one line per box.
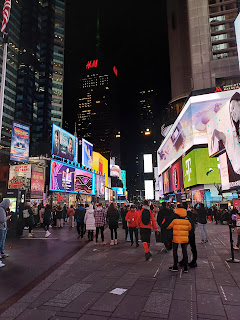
[167, 0, 240, 110]
[0, 0, 22, 161]
[15, 0, 65, 156]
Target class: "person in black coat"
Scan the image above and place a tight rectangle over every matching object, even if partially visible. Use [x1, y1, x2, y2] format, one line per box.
[107, 203, 119, 245]
[56, 205, 63, 228]
[121, 205, 129, 240]
[44, 204, 52, 237]
[157, 202, 173, 251]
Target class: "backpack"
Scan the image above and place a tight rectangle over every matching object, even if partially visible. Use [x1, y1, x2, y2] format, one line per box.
[142, 209, 151, 225]
[22, 209, 30, 219]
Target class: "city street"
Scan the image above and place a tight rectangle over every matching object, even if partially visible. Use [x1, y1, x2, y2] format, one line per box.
[1, 223, 240, 320]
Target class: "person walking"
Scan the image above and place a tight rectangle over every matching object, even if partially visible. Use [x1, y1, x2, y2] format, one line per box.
[167, 203, 192, 273]
[107, 203, 119, 245]
[125, 205, 139, 247]
[121, 205, 129, 240]
[22, 202, 35, 237]
[32, 202, 39, 227]
[44, 204, 52, 238]
[195, 203, 208, 243]
[157, 202, 173, 251]
[0, 199, 11, 267]
[56, 205, 63, 228]
[62, 204, 68, 222]
[138, 200, 158, 260]
[74, 203, 86, 238]
[94, 203, 106, 245]
[85, 204, 95, 241]
[67, 205, 75, 228]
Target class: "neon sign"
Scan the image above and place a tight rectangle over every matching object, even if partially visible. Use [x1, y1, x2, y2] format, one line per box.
[113, 66, 118, 76]
[86, 60, 98, 69]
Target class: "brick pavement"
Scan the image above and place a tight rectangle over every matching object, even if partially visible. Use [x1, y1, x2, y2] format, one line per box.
[1, 223, 240, 320]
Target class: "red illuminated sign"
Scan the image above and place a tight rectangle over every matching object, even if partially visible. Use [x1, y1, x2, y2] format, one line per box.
[113, 66, 118, 77]
[214, 87, 222, 93]
[86, 60, 98, 69]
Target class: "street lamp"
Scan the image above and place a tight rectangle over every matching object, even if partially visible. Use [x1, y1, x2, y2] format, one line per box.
[144, 128, 151, 135]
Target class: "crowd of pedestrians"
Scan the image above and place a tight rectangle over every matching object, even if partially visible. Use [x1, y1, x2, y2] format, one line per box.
[0, 197, 239, 271]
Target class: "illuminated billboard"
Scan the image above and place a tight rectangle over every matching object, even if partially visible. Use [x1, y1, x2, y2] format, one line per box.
[144, 180, 154, 200]
[82, 138, 93, 169]
[10, 122, 30, 162]
[110, 165, 121, 178]
[159, 175, 164, 196]
[182, 148, 221, 188]
[30, 165, 45, 200]
[235, 14, 240, 70]
[219, 152, 240, 190]
[49, 160, 95, 195]
[95, 174, 105, 197]
[92, 151, 108, 187]
[52, 124, 78, 162]
[143, 154, 153, 173]
[163, 170, 170, 194]
[112, 187, 125, 196]
[121, 170, 127, 190]
[8, 164, 31, 192]
[157, 89, 240, 175]
[169, 160, 183, 192]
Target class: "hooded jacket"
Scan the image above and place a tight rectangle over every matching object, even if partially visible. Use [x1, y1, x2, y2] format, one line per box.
[0, 199, 10, 230]
[167, 208, 192, 244]
[85, 205, 96, 231]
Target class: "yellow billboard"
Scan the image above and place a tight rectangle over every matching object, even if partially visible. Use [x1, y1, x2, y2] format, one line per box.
[92, 151, 108, 187]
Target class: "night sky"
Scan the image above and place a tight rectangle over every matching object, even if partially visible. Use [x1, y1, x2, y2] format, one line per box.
[64, 0, 171, 192]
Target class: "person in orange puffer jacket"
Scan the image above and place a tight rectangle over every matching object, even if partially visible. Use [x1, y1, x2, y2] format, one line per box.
[125, 205, 139, 247]
[167, 203, 192, 273]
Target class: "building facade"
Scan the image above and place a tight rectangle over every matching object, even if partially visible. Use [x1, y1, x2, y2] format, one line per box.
[0, 0, 22, 161]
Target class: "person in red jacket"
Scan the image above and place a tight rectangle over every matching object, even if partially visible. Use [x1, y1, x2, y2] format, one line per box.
[138, 200, 158, 260]
[125, 205, 139, 247]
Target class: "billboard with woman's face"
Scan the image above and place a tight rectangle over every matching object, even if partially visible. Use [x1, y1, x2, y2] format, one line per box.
[52, 124, 78, 162]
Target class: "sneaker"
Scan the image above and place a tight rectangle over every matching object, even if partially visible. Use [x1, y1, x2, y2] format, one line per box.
[28, 233, 33, 237]
[45, 231, 51, 238]
[184, 267, 188, 273]
[110, 240, 114, 246]
[233, 246, 239, 250]
[114, 239, 118, 245]
[188, 262, 197, 268]
[0, 261, 5, 268]
[1, 253, 9, 258]
[169, 266, 178, 272]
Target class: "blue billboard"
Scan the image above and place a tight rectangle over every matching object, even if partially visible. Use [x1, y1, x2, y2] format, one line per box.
[10, 121, 30, 162]
[112, 187, 125, 196]
[52, 124, 78, 163]
[121, 170, 126, 190]
[82, 138, 93, 169]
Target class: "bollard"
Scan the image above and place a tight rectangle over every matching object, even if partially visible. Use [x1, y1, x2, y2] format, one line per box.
[226, 224, 240, 263]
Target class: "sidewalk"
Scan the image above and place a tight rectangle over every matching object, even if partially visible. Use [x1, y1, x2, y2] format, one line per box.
[1, 223, 240, 320]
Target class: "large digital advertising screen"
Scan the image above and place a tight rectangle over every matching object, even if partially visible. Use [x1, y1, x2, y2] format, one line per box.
[144, 180, 154, 200]
[169, 159, 183, 192]
[143, 154, 153, 173]
[219, 152, 240, 190]
[10, 121, 30, 162]
[235, 13, 240, 70]
[8, 164, 31, 192]
[30, 165, 45, 200]
[95, 174, 105, 197]
[82, 138, 93, 169]
[158, 175, 164, 196]
[49, 160, 95, 195]
[163, 170, 170, 194]
[121, 170, 127, 190]
[182, 148, 221, 188]
[92, 151, 108, 187]
[157, 89, 240, 175]
[52, 124, 78, 162]
[112, 187, 125, 196]
[207, 91, 240, 180]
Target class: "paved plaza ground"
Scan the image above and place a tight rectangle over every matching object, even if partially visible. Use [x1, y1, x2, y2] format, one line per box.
[0, 223, 240, 320]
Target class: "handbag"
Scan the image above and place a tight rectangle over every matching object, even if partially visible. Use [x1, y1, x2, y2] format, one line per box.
[155, 231, 163, 243]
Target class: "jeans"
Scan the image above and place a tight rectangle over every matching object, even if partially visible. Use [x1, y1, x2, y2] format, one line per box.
[88, 230, 94, 241]
[0, 229, 7, 254]
[172, 242, 188, 268]
[96, 226, 104, 242]
[110, 228, 117, 240]
[129, 227, 138, 244]
[77, 222, 85, 238]
[199, 223, 208, 241]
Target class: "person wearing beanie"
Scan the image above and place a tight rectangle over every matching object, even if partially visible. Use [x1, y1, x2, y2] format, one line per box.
[167, 203, 192, 273]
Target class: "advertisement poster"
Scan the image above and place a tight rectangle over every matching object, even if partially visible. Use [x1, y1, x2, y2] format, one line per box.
[30, 165, 45, 199]
[169, 160, 183, 192]
[8, 164, 31, 192]
[95, 174, 105, 197]
[92, 151, 108, 186]
[121, 170, 127, 190]
[182, 148, 221, 188]
[49, 160, 95, 195]
[163, 170, 170, 194]
[3, 198, 17, 213]
[157, 89, 240, 175]
[10, 121, 30, 162]
[159, 175, 164, 196]
[219, 152, 240, 190]
[82, 138, 93, 169]
[112, 187, 125, 196]
[110, 165, 121, 178]
[52, 124, 78, 162]
[235, 13, 240, 70]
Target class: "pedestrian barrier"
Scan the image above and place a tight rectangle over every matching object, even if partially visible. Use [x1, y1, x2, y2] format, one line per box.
[226, 224, 240, 263]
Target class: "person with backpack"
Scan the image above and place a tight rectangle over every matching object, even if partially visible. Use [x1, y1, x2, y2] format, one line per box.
[74, 204, 86, 239]
[107, 203, 119, 245]
[67, 205, 75, 228]
[125, 205, 139, 247]
[138, 200, 158, 260]
[167, 203, 192, 273]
